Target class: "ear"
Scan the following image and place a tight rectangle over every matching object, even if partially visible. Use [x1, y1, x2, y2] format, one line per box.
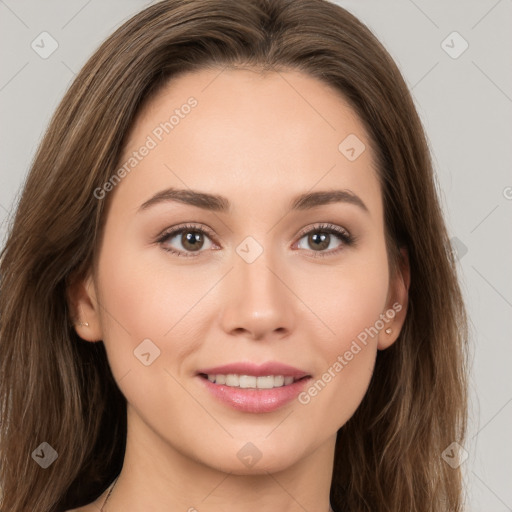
[66, 269, 103, 342]
[378, 246, 410, 350]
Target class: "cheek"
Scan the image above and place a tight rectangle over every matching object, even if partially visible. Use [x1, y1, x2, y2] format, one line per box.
[325, 265, 389, 344]
[95, 242, 210, 432]
[94, 238, 207, 378]
[301, 241, 390, 350]
[297, 248, 389, 424]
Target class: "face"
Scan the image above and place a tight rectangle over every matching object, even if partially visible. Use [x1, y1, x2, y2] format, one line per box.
[72, 67, 408, 474]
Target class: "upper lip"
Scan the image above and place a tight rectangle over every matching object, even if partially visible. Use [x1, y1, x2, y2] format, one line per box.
[197, 362, 311, 380]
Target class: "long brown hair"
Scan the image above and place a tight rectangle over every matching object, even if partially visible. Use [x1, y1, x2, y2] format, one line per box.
[0, 1, 468, 510]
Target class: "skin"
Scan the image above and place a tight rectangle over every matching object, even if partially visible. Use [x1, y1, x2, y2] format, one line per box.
[68, 67, 409, 512]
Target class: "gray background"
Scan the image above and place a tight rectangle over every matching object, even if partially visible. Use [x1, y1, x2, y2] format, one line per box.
[1, 0, 511, 510]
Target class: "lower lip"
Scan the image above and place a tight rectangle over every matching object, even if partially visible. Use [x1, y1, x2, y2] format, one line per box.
[198, 376, 311, 413]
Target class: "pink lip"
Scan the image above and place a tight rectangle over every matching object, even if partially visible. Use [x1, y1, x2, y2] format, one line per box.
[196, 361, 312, 413]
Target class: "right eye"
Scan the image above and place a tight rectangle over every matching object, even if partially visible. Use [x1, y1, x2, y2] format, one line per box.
[156, 223, 217, 257]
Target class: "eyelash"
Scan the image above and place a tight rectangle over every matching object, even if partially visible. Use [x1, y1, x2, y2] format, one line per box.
[155, 222, 355, 259]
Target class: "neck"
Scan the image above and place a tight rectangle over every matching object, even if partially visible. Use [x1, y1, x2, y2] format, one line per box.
[101, 404, 336, 512]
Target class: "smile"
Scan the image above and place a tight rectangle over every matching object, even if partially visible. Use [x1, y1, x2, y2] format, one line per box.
[200, 373, 306, 389]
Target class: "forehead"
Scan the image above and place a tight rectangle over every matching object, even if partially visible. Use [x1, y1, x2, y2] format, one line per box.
[112, 67, 381, 217]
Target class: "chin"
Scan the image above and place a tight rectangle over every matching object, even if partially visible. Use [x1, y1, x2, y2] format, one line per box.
[196, 442, 305, 475]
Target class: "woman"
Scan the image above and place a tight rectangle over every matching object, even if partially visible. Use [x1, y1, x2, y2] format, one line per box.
[0, 0, 468, 510]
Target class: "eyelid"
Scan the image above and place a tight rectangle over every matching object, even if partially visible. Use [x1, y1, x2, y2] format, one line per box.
[155, 222, 219, 256]
[155, 222, 354, 258]
[295, 223, 351, 240]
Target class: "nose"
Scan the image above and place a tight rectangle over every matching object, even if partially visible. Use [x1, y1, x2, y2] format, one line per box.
[219, 246, 296, 342]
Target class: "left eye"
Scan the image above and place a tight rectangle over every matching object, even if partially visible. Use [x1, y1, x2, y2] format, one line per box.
[157, 223, 353, 258]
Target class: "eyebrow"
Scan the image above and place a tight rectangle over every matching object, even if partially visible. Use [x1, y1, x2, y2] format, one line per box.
[138, 187, 369, 214]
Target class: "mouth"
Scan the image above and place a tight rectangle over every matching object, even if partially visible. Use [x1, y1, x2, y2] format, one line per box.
[196, 362, 312, 413]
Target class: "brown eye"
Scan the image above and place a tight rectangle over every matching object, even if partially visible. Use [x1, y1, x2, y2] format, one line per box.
[180, 231, 205, 251]
[295, 224, 353, 257]
[158, 224, 215, 257]
[305, 232, 331, 251]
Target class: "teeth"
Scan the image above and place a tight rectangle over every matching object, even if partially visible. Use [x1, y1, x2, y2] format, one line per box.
[206, 374, 297, 389]
[225, 374, 239, 387]
[239, 375, 257, 388]
[257, 375, 282, 389]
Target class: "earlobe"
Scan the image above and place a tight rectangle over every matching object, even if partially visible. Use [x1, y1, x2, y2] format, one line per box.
[378, 247, 410, 350]
[76, 304, 89, 327]
[66, 271, 103, 342]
